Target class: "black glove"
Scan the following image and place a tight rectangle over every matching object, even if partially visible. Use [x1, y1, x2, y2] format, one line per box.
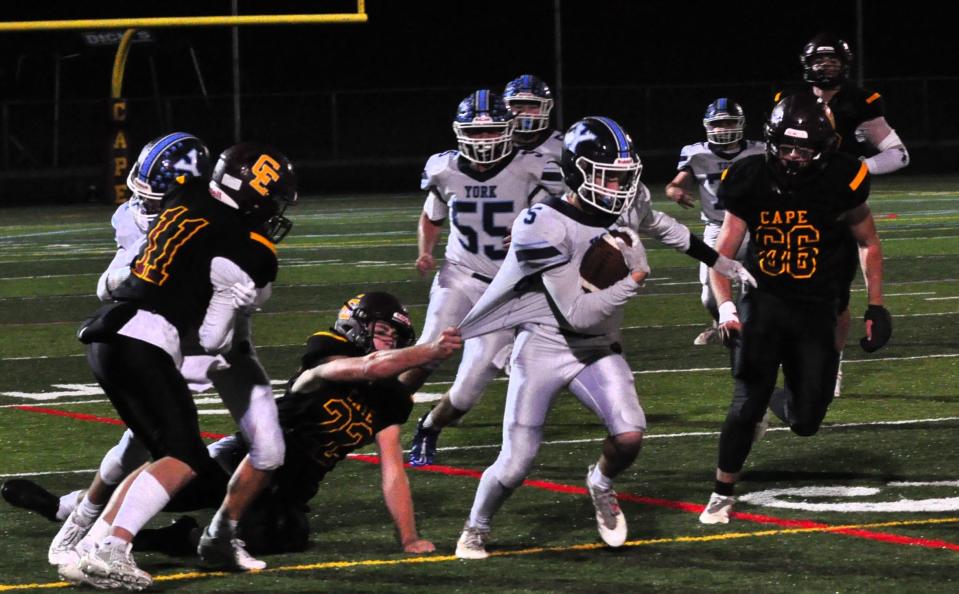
[860, 304, 892, 353]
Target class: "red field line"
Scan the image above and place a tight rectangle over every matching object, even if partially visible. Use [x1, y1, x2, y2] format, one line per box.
[16, 406, 959, 552]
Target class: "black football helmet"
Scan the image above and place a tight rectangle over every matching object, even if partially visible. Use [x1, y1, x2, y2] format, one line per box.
[127, 132, 211, 231]
[561, 116, 642, 217]
[800, 33, 853, 89]
[333, 292, 415, 353]
[703, 98, 745, 146]
[765, 93, 838, 183]
[452, 90, 515, 165]
[503, 74, 554, 133]
[209, 142, 297, 242]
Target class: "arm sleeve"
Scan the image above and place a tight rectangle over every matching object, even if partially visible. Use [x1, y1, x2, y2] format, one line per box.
[859, 117, 909, 175]
[622, 184, 692, 251]
[198, 257, 254, 354]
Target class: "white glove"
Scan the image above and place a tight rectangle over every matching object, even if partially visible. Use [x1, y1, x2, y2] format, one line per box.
[610, 227, 650, 275]
[713, 255, 757, 288]
[230, 280, 257, 310]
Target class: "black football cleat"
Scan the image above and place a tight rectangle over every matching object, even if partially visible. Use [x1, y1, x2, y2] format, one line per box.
[1, 479, 60, 522]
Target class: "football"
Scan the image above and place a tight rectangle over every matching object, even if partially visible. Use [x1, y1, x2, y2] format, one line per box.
[579, 230, 632, 292]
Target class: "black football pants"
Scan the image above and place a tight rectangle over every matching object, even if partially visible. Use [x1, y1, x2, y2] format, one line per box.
[717, 290, 840, 474]
[87, 335, 215, 473]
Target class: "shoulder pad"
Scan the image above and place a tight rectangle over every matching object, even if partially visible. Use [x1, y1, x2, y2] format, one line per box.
[302, 331, 361, 366]
[420, 151, 457, 191]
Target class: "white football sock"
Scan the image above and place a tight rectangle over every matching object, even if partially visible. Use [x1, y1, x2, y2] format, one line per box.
[56, 490, 83, 521]
[209, 509, 238, 538]
[589, 464, 614, 491]
[111, 471, 171, 538]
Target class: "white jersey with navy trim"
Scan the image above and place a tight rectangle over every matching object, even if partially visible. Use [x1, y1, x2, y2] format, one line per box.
[676, 140, 764, 224]
[97, 202, 148, 301]
[421, 149, 564, 279]
[616, 181, 694, 252]
[458, 195, 640, 347]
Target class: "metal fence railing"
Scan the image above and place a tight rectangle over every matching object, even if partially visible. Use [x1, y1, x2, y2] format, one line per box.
[2, 76, 956, 200]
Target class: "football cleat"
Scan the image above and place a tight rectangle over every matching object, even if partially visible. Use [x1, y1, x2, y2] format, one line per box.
[455, 523, 491, 560]
[693, 323, 719, 346]
[585, 465, 627, 547]
[78, 540, 152, 591]
[408, 411, 441, 467]
[48, 508, 94, 566]
[1, 479, 60, 522]
[198, 525, 266, 571]
[699, 492, 736, 525]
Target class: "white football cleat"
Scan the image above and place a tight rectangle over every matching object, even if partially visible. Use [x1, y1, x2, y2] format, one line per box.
[455, 523, 490, 560]
[699, 492, 736, 525]
[78, 540, 152, 591]
[586, 465, 627, 547]
[48, 509, 93, 566]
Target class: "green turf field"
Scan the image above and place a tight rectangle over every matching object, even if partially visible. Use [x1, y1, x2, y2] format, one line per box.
[1, 175, 957, 593]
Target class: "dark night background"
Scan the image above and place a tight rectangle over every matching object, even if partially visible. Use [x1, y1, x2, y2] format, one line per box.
[0, 0, 955, 201]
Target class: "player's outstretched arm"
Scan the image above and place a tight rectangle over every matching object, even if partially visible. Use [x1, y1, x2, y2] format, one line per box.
[291, 328, 462, 392]
[375, 424, 435, 553]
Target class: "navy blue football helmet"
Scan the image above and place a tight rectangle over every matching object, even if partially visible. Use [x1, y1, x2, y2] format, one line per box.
[800, 33, 853, 89]
[452, 90, 514, 165]
[561, 116, 642, 217]
[503, 74, 554, 133]
[334, 292, 415, 353]
[209, 142, 298, 242]
[703, 98, 746, 146]
[127, 132, 211, 231]
[765, 93, 838, 183]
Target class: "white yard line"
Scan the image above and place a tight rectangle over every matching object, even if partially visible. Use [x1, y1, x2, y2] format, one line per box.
[4, 416, 957, 478]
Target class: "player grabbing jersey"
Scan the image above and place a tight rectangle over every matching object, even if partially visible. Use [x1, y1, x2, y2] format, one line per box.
[408, 90, 563, 465]
[665, 99, 765, 345]
[6, 293, 462, 559]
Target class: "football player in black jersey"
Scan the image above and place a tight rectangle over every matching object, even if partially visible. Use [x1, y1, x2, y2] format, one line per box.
[72, 143, 296, 590]
[775, 32, 908, 397]
[7, 293, 461, 560]
[698, 94, 891, 525]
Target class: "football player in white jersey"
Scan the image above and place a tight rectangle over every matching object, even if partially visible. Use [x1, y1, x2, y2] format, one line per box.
[665, 99, 764, 345]
[503, 74, 564, 163]
[451, 116, 758, 559]
[408, 90, 563, 466]
[452, 116, 649, 558]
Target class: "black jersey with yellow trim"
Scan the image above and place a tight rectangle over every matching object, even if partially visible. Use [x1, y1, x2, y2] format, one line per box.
[717, 153, 870, 305]
[112, 177, 254, 336]
[773, 83, 885, 158]
[272, 330, 414, 506]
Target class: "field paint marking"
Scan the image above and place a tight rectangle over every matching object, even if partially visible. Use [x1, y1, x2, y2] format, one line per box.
[0, 469, 97, 479]
[1, 517, 956, 592]
[12, 405, 959, 547]
[927, 296, 959, 301]
[422, 416, 959, 454]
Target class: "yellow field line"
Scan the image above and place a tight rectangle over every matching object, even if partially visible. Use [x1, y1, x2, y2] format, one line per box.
[1, 517, 956, 592]
[0, 14, 367, 31]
